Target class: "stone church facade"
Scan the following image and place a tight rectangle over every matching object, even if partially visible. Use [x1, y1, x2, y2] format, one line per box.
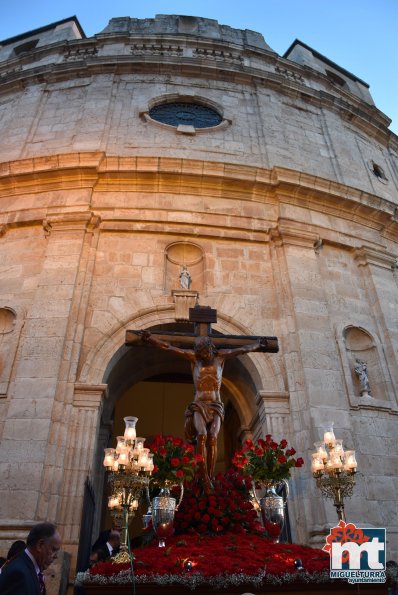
[0, 14, 397, 590]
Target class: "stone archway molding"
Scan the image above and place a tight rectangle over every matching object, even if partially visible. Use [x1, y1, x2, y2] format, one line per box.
[79, 305, 285, 393]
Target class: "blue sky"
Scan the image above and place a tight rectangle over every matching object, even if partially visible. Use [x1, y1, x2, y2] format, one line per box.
[1, 0, 397, 134]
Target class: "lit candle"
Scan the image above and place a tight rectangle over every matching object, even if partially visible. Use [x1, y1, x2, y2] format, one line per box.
[138, 448, 149, 469]
[103, 448, 116, 470]
[344, 450, 357, 472]
[333, 439, 344, 454]
[330, 452, 343, 469]
[314, 441, 328, 462]
[135, 437, 145, 451]
[124, 416, 138, 444]
[147, 453, 154, 474]
[325, 457, 334, 473]
[311, 453, 324, 473]
[115, 436, 126, 454]
[118, 447, 129, 468]
[323, 423, 336, 447]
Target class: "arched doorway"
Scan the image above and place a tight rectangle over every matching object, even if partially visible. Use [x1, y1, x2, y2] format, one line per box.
[73, 310, 286, 565]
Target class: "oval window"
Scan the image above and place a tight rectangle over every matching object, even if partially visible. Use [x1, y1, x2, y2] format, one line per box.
[149, 102, 222, 129]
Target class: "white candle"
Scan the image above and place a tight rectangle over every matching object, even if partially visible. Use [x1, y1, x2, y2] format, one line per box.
[323, 430, 336, 446]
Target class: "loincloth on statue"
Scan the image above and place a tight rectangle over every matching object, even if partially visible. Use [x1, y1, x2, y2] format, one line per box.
[184, 400, 225, 442]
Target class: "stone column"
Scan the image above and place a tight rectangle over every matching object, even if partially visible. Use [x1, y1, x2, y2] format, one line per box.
[270, 220, 342, 544]
[0, 212, 100, 536]
[58, 384, 107, 568]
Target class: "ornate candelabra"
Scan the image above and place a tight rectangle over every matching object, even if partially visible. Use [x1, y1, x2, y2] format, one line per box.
[103, 416, 154, 562]
[311, 422, 358, 522]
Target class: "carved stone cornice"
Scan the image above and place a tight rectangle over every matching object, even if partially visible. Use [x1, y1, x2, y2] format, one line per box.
[0, 154, 397, 242]
[270, 220, 320, 249]
[354, 247, 397, 270]
[73, 383, 107, 409]
[42, 212, 100, 236]
[255, 390, 290, 414]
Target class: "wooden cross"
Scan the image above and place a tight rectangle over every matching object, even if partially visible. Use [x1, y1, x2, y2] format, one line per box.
[125, 305, 278, 352]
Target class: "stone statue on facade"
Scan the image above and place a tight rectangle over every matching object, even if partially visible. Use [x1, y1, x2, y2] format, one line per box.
[179, 265, 192, 290]
[354, 358, 372, 396]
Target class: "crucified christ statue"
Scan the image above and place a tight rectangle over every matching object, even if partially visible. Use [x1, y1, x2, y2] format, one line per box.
[137, 329, 270, 492]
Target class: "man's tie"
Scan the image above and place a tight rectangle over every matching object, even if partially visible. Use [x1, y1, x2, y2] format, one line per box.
[38, 571, 46, 595]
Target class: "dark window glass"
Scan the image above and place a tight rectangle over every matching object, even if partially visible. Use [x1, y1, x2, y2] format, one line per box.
[149, 102, 222, 128]
[14, 39, 39, 56]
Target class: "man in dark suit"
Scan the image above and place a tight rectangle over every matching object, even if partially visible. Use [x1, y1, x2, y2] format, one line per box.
[0, 522, 61, 594]
[91, 528, 120, 561]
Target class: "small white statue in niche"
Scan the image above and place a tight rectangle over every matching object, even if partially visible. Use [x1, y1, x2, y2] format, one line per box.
[354, 358, 372, 396]
[179, 265, 192, 290]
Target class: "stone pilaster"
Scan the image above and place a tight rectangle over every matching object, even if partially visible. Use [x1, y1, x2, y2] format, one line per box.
[58, 384, 107, 566]
[0, 212, 100, 533]
[354, 247, 398, 409]
[255, 390, 291, 438]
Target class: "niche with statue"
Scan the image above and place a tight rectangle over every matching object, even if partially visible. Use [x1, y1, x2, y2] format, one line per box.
[343, 326, 388, 401]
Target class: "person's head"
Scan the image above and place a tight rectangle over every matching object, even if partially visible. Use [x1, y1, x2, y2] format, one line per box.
[26, 522, 61, 571]
[194, 336, 216, 361]
[89, 548, 106, 567]
[108, 529, 120, 550]
[7, 540, 26, 560]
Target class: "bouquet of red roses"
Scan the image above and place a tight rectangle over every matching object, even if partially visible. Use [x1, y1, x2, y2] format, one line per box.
[174, 469, 263, 535]
[232, 435, 304, 483]
[148, 434, 203, 484]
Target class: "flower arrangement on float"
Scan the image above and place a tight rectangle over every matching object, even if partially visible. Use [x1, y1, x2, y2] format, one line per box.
[232, 434, 304, 543]
[232, 434, 304, 486]
[76, 531, 332, 590]
[174, 469, 262, 535]
[77, 434, 319, 590]
[144, 434, 204, 547]
[148, 434, 203, 485]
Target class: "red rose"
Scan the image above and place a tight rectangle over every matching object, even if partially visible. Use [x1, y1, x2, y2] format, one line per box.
[171, 458, 180, 467]
[295, 457, 304, 467]
[280, 439, 288, 449]
[176, 469, 184, 478]
[159, 447, 166, 456]
[181, 456, 190, 464]
[286, 447, 296, 456]
[277, 455, 287, 464]
[270, 442, 278, 450]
